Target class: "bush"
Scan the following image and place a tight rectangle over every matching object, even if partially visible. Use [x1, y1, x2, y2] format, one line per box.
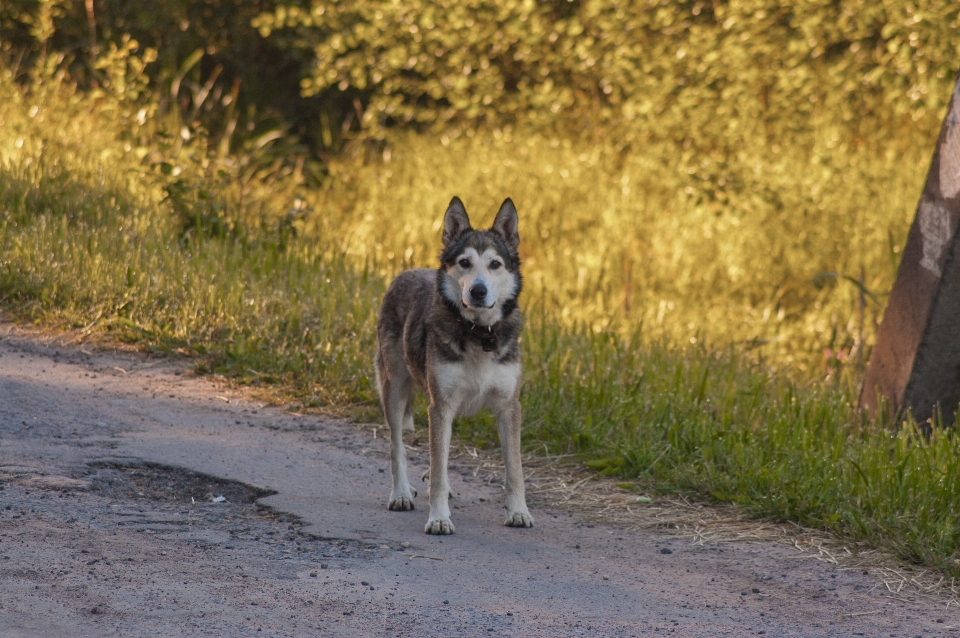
[255, 0, 960, 146]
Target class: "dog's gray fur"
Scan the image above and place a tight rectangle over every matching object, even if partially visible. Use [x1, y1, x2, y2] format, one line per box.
[375, 196, 533, 534]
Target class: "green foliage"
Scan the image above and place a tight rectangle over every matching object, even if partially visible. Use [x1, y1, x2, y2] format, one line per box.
[257, 0, 960, 141]
[0, 0, 336, 159]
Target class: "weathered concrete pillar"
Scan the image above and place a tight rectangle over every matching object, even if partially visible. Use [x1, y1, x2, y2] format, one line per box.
[860, 76, 960, 426]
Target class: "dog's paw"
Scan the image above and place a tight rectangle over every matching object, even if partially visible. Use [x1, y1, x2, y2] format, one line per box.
[424, 517, 455, 535]
[504, 510, 534, 528]
[388, 488, 417, 511]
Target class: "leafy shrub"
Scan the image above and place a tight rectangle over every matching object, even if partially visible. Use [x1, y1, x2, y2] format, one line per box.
[256, 0, 960, 145]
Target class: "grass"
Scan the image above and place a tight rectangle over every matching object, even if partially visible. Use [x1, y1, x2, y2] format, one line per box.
[2, 55, 960, 579]
[533, 329, 960, 572]
[317, 128, 926, 380]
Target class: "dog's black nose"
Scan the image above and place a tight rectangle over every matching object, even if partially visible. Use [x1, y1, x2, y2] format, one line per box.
[469, 283, 487, 302]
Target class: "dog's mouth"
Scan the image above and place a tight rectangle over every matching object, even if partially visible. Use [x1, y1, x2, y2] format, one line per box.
[462, 300, 495, 310]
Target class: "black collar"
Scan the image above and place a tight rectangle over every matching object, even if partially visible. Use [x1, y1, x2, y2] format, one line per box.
[458, 317, 500, 352]
[441, 295, 510, 352]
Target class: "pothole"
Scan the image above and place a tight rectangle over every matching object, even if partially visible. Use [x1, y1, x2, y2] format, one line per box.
[81, 462, 388, 556]
[86, 461, 276, 504]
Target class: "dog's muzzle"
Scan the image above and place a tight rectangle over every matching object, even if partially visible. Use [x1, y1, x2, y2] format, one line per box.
[463, 282, 494, 309]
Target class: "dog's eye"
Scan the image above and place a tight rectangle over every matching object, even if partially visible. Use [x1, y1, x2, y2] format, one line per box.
[458, 258, 471, 269]
[489, 260, 502, 270]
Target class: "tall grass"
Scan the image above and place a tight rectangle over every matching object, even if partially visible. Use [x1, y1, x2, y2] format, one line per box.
[0, 57, 381, 407]
[0, 208, 382, 407]
[317, 129, 924, 379]
[2, 52, 960, 578]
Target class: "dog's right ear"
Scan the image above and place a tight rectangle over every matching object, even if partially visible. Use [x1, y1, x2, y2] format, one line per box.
[442, 196, 472, 247]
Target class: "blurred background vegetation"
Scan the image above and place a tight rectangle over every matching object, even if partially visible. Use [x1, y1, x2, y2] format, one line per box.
[1, 1, 956, 372]
[5, 0, 957, 381]
[4, 0, 960, 576]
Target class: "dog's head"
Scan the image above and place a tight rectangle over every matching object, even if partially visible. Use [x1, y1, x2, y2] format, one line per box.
[437, 196, 522, 327]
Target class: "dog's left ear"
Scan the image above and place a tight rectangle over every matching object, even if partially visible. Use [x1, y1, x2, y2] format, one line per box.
[492, 198, 520, 249]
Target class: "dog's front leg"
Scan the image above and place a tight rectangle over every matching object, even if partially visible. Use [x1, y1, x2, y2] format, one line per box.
[498, 398, 533, 528]
[425, 402, 455, 534]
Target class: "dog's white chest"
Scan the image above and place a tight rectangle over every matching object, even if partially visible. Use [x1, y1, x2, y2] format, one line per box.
[433, 355, 520, 417]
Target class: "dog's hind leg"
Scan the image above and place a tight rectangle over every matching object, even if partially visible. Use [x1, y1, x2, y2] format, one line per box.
[498, 398, 533, 528]
[424, 402, 455, 534]
[377, 355, 417, 511]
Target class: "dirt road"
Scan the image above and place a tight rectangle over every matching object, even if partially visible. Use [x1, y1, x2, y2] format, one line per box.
[0, 329, 956, 636]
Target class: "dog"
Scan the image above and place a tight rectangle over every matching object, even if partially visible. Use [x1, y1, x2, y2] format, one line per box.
[375, 196, 534, 535]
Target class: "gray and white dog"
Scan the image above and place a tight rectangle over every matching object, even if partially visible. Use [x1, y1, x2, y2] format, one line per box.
[375, 196, 533, 535]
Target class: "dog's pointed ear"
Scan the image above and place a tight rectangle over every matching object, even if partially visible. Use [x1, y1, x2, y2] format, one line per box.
[492, 198, 520, 249]
[442, 196, 472, 247]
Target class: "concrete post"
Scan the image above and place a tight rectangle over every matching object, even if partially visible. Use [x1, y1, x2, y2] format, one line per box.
[860, 76, 960, 427]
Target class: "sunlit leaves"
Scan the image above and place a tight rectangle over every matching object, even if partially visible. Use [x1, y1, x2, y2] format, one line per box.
[257, 0, 959, 143]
